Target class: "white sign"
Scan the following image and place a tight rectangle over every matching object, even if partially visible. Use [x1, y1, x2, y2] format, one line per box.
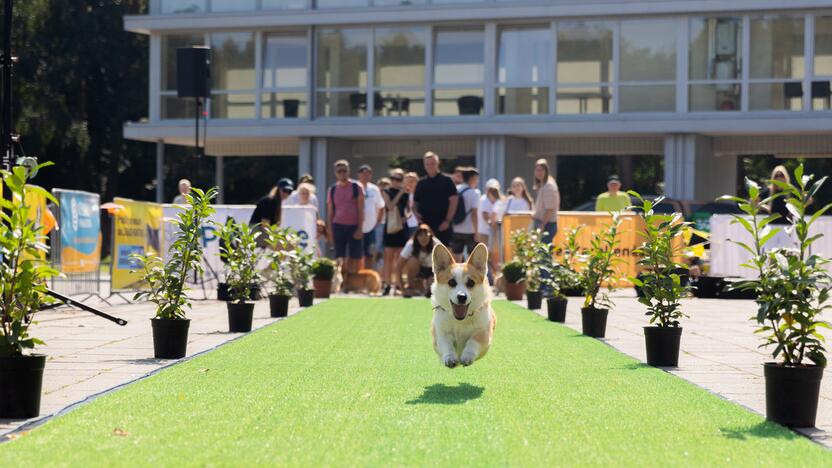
[280, 205, 318, 255]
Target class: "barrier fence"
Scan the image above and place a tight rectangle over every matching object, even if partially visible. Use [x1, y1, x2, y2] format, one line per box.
[50, 189, 103, 298]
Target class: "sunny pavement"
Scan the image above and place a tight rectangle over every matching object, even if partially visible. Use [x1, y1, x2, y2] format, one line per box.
[525, 291, 832, 447]
[0, 297, 305, 436]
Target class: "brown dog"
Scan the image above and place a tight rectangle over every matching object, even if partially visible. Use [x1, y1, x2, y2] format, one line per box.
[342, 269, 382, 295]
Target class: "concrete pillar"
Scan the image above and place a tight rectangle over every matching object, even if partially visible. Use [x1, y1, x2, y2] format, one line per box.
[215, 155, 225, 204]
[155, 140, 164, 203]
[475, 136, 506, 190]
[298, 138, 312, 179]
[664, 134, 737, 200]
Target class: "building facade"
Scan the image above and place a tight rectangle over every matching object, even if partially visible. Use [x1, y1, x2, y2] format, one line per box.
[124, 0, 832, 204]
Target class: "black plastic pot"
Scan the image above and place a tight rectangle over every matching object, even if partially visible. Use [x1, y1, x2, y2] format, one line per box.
[527, 290, 542, 310]
[764, 363, 824, 427]
[0, 354, 46, 418]
[561, 287, 584, 297]
[580, 307, 609, 338]
[298, 288, 314, 307]
[546, 296, 568, 322]
[269, 294, 290, 318]
[217, 283, 262, 302]
[227, 302, 254, 333]
[151, 318, 190, 359]
[644, 326, 683, 367]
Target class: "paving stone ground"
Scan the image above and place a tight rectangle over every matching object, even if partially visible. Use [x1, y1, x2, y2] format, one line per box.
[0, 296, 304, 436]
[526, 292, 832, 447]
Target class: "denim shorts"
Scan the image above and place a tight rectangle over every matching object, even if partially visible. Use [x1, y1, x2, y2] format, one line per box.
[333, 223, 362, 259]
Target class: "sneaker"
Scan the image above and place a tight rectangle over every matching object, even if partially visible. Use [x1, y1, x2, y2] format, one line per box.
[382, 283, 391, 296]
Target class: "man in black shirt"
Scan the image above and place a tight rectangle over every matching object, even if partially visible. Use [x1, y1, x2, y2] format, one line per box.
[413, 152, 458, 246]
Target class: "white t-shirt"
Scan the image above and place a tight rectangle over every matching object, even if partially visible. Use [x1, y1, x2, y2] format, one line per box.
[285, 191, 319, 208]
[400, 237, 440, 268]
[406, 193, 418, 228]
[478, 194, 494, 236]
[362, 182, 385, 233]
[453, 184, 482, 234]
[495, 196, 531, 221]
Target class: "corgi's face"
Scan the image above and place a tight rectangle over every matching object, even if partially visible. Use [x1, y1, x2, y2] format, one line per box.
[432, 243, 489, 321]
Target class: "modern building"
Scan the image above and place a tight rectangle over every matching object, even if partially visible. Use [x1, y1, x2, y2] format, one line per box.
[124, 0, 832, 205]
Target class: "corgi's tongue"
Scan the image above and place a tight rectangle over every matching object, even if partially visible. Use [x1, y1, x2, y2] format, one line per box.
[452, 303, 469, 320]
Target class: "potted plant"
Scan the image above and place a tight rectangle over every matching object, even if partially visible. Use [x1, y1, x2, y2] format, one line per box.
[501, 260, 526, 301]
[559, 226, 585, 297]
[312, 258, 336, 298]
[511, 229, 551, 310]
[721, 164, 832, 428]
[629, 191, 692, 367]
[288, 241, 314, 307]
[578, 214, 623, 338]
[218, 219, 261, 333]
[543, 265, 579, 323]
[134, 187, 217, 359]
[263, 225, 295, 318]
[0, 162, 60, 418]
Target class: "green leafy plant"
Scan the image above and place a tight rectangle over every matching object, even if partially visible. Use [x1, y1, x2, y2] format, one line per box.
[133, 187, 217, 319]
[218, 219, 262, 303]
[0, 163, 60, 356]
[561, 225, 583, 272]
[720, 164, 832, 367]
[262, 225, 296, 297]
[511, 229, 551, 292]
[287, 239, 314, 292]
[579, 214, 623, 309]
[628, 191, 691, 327]
[501, 260, 526, 284]
[312, 258, 336, 281]
[542, 265, 580, 299]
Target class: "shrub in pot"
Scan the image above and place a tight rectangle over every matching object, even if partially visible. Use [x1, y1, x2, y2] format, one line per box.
[578, 214, 623, 338]
[0, 162, 60, 418]
[559, 226, 586, 297]
[543, 265, 578, 323]
[312, 258, 336, 298]
[219, 219, 261, 333]
[501, 260, 526, 301]
[629, 191, 692, 367]
[511, 229, 550, 310]
[288, 242, 314, 307]
[721, 165, 832, 428]
[133, 187, 217, 360]
[263, 225, 296, 318]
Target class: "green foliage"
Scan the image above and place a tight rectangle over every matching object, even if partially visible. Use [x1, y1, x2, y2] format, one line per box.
[501, 260, 526, 284]
[312, 258, 336, 281]
[628, 191, 691, 327]
[262, 225, 296, 296]
[0, 163, 60, 356]
[287, 240, 314, 292]
[511, 229, 552, 292]
[132, 187, 217, 319]
[579, 214, 623, 309]
[218, 220, 262, 303]
[720, 164, 832, 367]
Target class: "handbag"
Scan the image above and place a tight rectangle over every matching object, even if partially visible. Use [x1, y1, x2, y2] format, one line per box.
[386, 191, 405, 234]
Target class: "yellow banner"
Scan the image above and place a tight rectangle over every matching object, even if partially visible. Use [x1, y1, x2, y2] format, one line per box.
[111, 197, 164, 291]
[501, 214, 534, 261]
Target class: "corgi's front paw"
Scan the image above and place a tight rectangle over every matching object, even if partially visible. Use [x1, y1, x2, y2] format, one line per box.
[459, 353, 476, 366]
[443, 355, 458, 368]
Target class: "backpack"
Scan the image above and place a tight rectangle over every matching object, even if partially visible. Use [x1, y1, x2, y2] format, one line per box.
[452, 187, 471, 225]
[328, 181, 361, 219]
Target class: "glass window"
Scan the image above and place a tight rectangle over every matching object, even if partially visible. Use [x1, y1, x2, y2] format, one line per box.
[620, 19, 676, 82]
[262, 0, 308, 9]
[556, 86, 612, 114]
[814, 17, 832, 76]
[750, 17, 804, 79]
[749, 83, 803, 111]
[433, 89, 484, 116]
[498, 27, 551, 85]
[262, 92, 308, 118]
[373, 0, 427, 5]
[689, 17, 742, 81]
[316, 91, 368, 117]
[161, 0, 205, 14]
[434, 29, 484, 85]
[211, 0, 256, 12]
[619, 85, 675, 113]
[316, 0, 369, 8]
[374, 91, 425, 117]
[161, 96, 197, 119]
[316, 29, 369, 89]
[210, 94, 256, 119]
[375, 27, 427, 88]
[211, 32, 255, 91]
[497, 87, 549, 115]
[262, 34, 307, 89]
[689, 84, 741, 111]
[162, 34, 206, 91]
[556, 21, 613, 84]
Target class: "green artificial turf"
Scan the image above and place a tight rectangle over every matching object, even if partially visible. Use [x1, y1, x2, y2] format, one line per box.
[1, 299, 829, 466]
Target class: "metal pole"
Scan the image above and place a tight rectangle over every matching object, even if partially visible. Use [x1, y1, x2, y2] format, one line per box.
[155, 140, 164, 203]
[194, 97, 201, 158]
[215, 155, 224, 204]
[1, 0, 13, 171]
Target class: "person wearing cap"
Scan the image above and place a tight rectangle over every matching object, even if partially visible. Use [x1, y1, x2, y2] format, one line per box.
[357, 164, 385, 270]
[595, 175, 631, 212]
[249, 179, 290, 227]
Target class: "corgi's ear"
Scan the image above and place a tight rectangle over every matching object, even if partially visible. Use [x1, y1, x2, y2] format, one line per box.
[466, 243, 488, 282]
[432, 243, 454, 283]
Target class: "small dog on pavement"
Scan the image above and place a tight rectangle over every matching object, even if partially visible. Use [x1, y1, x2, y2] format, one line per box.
[430, 243, 496, 368]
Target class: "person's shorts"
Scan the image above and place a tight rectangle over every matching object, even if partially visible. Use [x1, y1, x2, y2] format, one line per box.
[451, 233, 476, 255]
[433, 226, 453, 247]
[418, 266, 433, 278]
[333, 223, 362, 259]
[362, 229, 376, 258]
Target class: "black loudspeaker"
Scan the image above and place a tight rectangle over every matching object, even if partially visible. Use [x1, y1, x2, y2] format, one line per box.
[176, 47, 210, 99]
